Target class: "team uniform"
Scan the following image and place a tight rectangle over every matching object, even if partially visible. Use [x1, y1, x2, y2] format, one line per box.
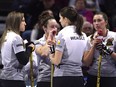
[86, 30, 116, 87]
[53, 25, 89, 87]
[0, 52, 3, 87]
[35, 35, 51, 87]
[0, 31, 26, 87]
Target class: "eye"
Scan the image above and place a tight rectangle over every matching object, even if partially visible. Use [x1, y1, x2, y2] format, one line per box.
[50, 25, 55, 28]
[97, 19, 102, 22]
[93, 19, 102, 23]
[50, 25, 58, 28]
[83, 27, 92, 30]
[93, 19, 96, 22]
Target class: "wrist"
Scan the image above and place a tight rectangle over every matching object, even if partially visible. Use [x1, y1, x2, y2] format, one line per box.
[50, 45, 55, 54]
[103, 45, 113, 55]
[107, 48, 113, 55]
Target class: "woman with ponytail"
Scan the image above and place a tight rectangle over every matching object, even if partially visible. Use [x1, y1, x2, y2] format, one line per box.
[48, 6, 89, 87]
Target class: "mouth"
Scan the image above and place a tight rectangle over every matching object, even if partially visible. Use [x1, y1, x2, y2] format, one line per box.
[96, 25, 99, 28]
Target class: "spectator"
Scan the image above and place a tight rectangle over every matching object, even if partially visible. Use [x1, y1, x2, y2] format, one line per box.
[26, 0, 60, 30]
[82, 21, 94, 36]
[21, 0, 60, 42]
[98, 0, 116, 31]
[74, 0, 94, 23]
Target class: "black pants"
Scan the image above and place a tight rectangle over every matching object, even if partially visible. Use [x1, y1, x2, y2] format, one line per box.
[85, 74, 116, 87]
[53, 76, 84, 87]
[0, 79, 3, 87]
[37, 82, 50, 87]
[1, 80, 26, 87]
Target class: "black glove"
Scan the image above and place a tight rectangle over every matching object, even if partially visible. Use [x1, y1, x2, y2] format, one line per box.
[50, 45, 55, 54]
[102, 44, 113, 55]
[96, 44, 113, 55]
[96, 43, 103, 51]
[25, 42, 35, 52]
[25, 42, 34, 48]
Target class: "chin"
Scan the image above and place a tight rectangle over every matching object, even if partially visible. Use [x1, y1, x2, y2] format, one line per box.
[20, 29, 25, 32]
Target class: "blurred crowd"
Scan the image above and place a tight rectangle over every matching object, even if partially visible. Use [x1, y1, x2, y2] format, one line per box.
[10, 0, 116, 41]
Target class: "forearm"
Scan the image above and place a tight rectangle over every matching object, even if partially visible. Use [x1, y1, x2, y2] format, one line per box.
[96, 43, 116, 59]
[36, 44, 50, 57]
[83, 46, 95, 67]
[16, 47, 33, 65]
[111, 52, 116, 60]
[49, 50, 62, 65]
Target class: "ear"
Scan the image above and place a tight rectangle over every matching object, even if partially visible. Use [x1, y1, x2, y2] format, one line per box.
[105, 20, 108, 26]
[64, 17, 68, 22]
[65, 17, 71, 25]
[43, 26, 47, 32]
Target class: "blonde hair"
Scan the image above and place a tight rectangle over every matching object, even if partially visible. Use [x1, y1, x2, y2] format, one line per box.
[0, 11, 24, 48]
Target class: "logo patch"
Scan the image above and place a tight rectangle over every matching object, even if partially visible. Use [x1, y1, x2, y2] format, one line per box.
[16, 44, 23, 47]
[57, 40, 61, 45]
[106, 38, 114, 46]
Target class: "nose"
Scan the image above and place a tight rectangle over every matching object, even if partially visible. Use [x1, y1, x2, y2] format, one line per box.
[59, 19, 61, 23]
[24, 22, 26, 25]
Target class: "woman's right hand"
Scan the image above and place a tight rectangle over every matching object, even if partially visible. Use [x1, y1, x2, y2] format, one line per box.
[47, 29, 57, 46]
[92, 35, 103, 47]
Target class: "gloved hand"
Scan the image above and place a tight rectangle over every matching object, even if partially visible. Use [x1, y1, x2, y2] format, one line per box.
[26, 42, 35, 52]
[50, 45, 55, 54]
[96, 43, 103, 51]
[96, 43, 113, 55]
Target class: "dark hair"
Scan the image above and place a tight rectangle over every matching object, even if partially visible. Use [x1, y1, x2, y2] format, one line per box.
[90, 11, 110, 40]
[75, 0, 87, 6]
[94, 11, 110, 29]
[38, 10, 55, 29]
[60, 6, 83, 35]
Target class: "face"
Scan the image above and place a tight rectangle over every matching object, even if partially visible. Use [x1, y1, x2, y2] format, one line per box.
[82, 22, 93, 36]
[44, 19, 58, 36]
[20, 17, 26, 32]
[59, 15, 67, 27]
[43, 0, 55, 9]
[75, 0, 85, 10]
[93, 14, 107, 31]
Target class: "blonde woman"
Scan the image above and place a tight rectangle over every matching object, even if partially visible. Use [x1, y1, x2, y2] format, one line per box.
[0, 11, 34, 87]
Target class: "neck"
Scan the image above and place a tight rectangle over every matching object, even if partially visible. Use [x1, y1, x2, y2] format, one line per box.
[103, 29, 108, 37]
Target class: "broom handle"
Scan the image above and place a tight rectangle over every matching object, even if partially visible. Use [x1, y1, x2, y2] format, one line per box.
[30, 53, 34, 87]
